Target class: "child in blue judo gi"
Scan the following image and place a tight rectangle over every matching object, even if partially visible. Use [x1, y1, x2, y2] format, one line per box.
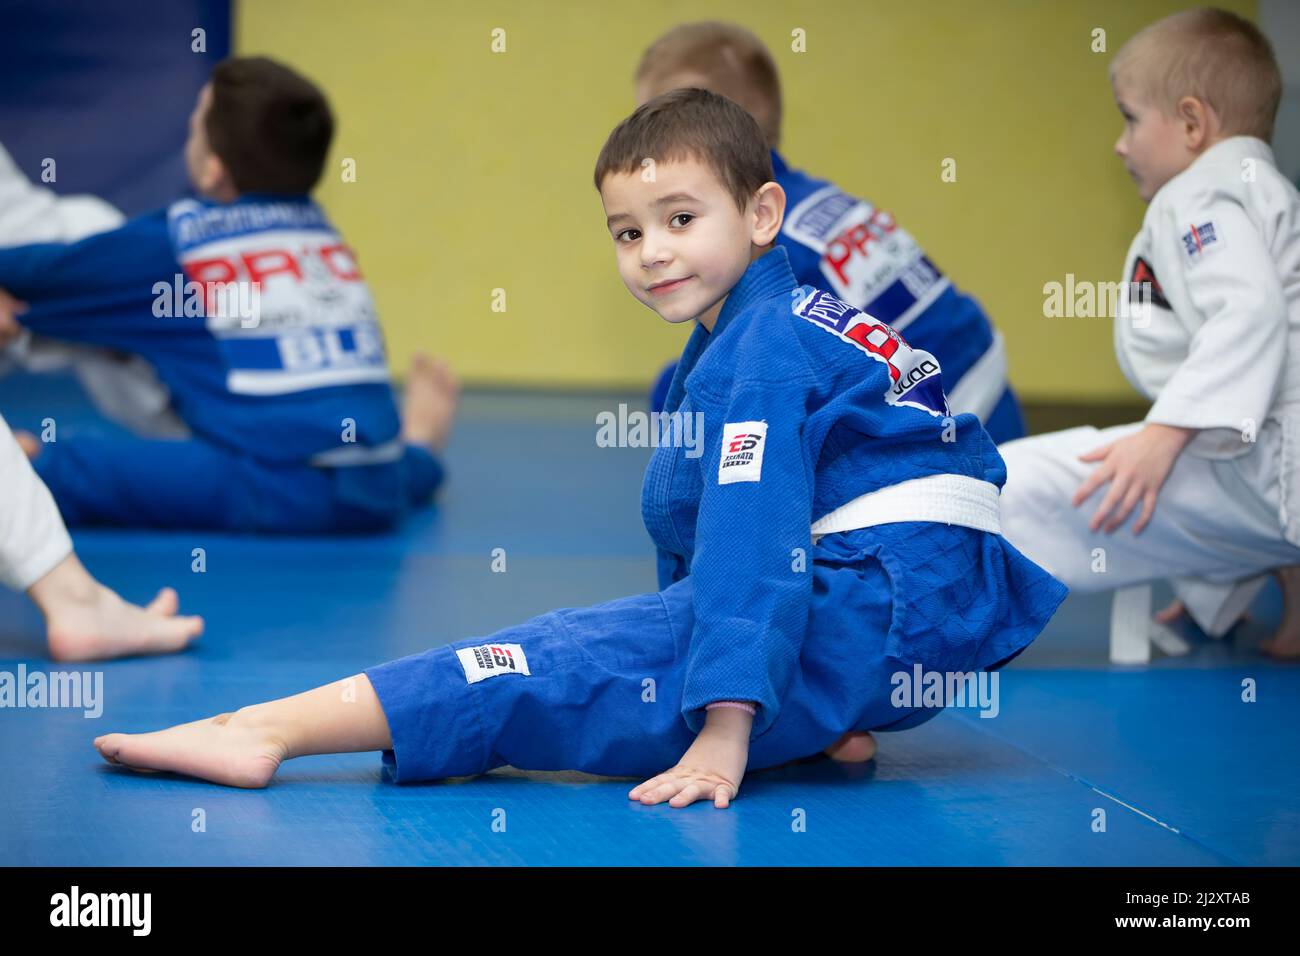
[0, 57, 458, 533]
[92, 90, 1067, 809]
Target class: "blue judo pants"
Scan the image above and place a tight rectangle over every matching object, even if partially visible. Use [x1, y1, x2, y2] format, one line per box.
[33, 434, 444, 532]
[366, 524, 1063, 782]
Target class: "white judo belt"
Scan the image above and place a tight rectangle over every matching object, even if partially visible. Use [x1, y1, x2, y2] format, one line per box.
[811, 474, 1001, 542]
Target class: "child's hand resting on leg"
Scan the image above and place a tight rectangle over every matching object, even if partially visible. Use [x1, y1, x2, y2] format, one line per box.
[630, 704, 752, 809]
[1072, 423, 1196, 534]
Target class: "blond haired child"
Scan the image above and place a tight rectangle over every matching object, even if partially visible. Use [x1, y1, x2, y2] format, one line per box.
[1000, 8, 1300, 655]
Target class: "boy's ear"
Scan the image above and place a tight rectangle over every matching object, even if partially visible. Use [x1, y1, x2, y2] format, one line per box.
[200, 153, 237, 200]
[1177, 95, 1216, 150]
[751, 181, 786, 246]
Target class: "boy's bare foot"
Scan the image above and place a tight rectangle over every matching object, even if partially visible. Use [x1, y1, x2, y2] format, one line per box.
[1260, 566, 1300, 660]
[400, 352, 460, 452]
[29, 554, 203, 662]
[823, 730, 876, 763]
[1154, 598, 1186, 625]
[1155, 596, 1252, 637]
[94, 708, 288, 789]
[14, 429, 38, 459]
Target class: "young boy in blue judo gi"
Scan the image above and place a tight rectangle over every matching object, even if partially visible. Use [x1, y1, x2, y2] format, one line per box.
[91, 90, 1067, 808]
[636, 21, 1026, 443]
[0, 57, 458, 532]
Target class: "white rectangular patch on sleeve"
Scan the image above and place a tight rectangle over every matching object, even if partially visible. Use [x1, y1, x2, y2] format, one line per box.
[457, 643, 531, 683]
[718, 421, 769, 484]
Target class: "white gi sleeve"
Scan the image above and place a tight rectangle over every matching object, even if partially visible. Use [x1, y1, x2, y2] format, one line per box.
[0, 413, 72, 591]
[1147, 193, 1287, 449]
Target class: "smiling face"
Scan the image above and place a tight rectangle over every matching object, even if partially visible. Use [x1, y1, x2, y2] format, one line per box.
[1112, 76, 1198, 203]
[599, 154, 783, 332]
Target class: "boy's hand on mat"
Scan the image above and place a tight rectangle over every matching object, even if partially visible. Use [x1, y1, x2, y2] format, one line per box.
[1072, 423, 1196, 535]
[0, 287, 27, 346]
[629, 708, 751, 809]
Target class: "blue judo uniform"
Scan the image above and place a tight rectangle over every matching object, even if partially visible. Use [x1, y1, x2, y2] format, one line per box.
[365, 248, 1065, 782]
[0, 195, 442, 531]
[652, 149, 1026, 443]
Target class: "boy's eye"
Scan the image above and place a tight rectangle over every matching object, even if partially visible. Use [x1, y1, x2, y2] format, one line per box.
[615, 228, 641, 243]
[670, 213, 694, 228]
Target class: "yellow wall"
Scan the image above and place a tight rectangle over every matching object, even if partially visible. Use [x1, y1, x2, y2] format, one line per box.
[237, 0, 1255, 401]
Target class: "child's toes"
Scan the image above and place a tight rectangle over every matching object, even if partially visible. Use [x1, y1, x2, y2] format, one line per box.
[146, 588, 180, 616]
[155, 614, 204, 650]
[433, 358, 460, 393]
[94, 734, 124, 762]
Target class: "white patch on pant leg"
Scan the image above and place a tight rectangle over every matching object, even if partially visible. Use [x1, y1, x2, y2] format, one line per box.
[457, 643, 531, 683]
[718, 421, 768, 484]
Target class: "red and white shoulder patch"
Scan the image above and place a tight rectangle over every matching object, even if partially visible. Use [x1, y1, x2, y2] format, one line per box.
[791, 288, 948, 417]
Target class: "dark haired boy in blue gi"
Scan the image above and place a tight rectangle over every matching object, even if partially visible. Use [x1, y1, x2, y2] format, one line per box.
[0, 58, 455, 532]
[92, 90, 1066, 810]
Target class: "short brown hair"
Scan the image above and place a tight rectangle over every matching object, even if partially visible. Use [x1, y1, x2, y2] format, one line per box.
[1110, 8, 1281, 142]
[206, 56, 335, 194]
[593, 87, 774, 213]
[634, 21, 782, 148]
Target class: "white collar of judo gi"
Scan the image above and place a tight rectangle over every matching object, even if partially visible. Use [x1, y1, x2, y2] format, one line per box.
[1153, 135, 1275, 201]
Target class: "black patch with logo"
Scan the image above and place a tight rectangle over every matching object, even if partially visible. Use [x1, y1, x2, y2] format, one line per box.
[1130, 256, 1170, 310]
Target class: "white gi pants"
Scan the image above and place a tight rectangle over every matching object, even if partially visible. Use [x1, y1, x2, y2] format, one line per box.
[1000, 419, 1300, 637]
[0, 412, 71, 591]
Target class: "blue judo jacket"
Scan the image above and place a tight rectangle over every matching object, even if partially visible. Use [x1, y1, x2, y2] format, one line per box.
[0, 195, 401, 465]
[645, 245, 1013, 734]
[652, 150, 1023, 441]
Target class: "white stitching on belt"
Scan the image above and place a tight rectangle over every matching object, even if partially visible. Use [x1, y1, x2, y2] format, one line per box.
[309, 438, 406, 468]
[811, 474, 1001, 542]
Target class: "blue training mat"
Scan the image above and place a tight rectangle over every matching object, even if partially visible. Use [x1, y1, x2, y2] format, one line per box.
[0, 373, 1294, 865]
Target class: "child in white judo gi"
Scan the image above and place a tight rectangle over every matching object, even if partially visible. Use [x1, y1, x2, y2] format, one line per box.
[999, 7, 1300, 656]
[0, 145, 202, 658]
[0, 412, 203, 660]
